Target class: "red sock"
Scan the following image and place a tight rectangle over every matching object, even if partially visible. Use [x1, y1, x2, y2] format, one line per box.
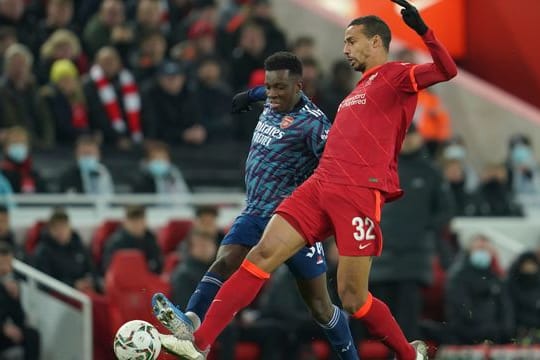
[352, 293, 415, 360]
[194, 259, 270, 350]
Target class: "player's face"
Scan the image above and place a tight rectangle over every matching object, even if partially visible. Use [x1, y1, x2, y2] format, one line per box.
[265, 69, 301, 113]
[343, 25, 375, 72]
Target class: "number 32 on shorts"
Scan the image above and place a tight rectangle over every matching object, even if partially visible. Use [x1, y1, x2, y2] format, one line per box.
[352, 216, 375, 241]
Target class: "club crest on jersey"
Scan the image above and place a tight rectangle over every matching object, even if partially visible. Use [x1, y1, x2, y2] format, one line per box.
[280, 116, 294, 129]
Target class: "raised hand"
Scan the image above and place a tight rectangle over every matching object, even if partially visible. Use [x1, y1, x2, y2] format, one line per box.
[391, 0, 428, 35]
[231, 91, 253, 114]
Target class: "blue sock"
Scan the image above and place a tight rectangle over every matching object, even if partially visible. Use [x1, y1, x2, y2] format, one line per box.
[318, 305, 359, 360]
[185, 272, 224, 321]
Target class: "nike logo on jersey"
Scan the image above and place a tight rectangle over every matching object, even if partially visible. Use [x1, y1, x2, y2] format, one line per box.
[358, 243, 371, 250]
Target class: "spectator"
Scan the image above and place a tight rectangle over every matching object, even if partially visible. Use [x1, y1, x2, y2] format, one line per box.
[83, 46, 143, 149]
[0, 242, 40, 360]
[0, 26, 17, 70]
[33, 209, 95, 291]
[318, 60, 354, 122]
[102, 205, 162, 274]
[477, 163, 523, 216]
[82, 0, 133, 58]
[193, 205, 224, 245]
[230, 21, 267, 91]
[291, 35, 315, 61]
[0, 206, 13, 247]
[141, 59, 205, 145]
[442, 159, 481, 216]
[171, 228, 218, 308]
[370, 124, 454, 340]
[132, 0, 164, 43]
[440, 137, 479, 193]
[507, 134, 540, 195]
[30, 0, 76, 58]
[37, 59, 91, 145]
[59, 135, 114, 194]
[0, 44, 51, 145]
[0, 0, 33, 45]
[506, 251, 540, 343]
[170, 225, 236, 360]
[0, 126, 45, 193]
[131, 141, 189, 195]
[172, 19, 217, 64]
[299, 57, 322, 104]
[130, 30, 167, 83]
[445, 234, 514, 345]
[193, 56, 233, 141]
[37, 29, 89, 85]
[258, 264, 329, 360]
[250, 0, 286, 55]
[0, 173, 12, 209]
[413, 88, 452, 158]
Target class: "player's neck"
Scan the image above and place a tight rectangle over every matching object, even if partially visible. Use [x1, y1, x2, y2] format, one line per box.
[363, 54, 388, 74]
[283, 92, 302, 113]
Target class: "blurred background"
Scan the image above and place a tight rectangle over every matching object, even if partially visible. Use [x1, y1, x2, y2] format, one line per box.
[0, 0, 540, 359]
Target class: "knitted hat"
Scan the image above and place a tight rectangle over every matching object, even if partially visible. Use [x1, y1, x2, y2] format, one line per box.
[50, 59, 78, 83]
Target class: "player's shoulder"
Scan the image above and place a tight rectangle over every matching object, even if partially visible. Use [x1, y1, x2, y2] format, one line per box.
[295, 97, 328, 122]
[382, 61, 415, 75]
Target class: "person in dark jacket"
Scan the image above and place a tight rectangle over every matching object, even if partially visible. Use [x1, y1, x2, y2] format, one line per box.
[171, 227, 235, 360]
[141, 59, 205, 145]
[192, 56, 233, 142]
[369, 124, 454, 340]
[0, 126, 46, 194]
[59, 135, 114, 194]
[477, 163, 523, 217]
[506, 251, 540, 343]
[33, 209, 95, 291]
[445, 234, 514, 345]
[0, 206, 24, 260]
[102, 205, 162, 274]
[131, 141, 189, 195]
[0, 243, 40, 360]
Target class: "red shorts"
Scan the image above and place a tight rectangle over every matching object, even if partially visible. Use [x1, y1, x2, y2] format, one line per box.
[276, 177, 384, 256]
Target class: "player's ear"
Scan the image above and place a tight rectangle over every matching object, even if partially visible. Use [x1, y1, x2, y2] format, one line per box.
[296, 79, 303, 93]
[371, 34, 382, 49]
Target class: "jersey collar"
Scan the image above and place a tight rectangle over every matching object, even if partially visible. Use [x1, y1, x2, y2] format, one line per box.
[359, 64, 384, 83]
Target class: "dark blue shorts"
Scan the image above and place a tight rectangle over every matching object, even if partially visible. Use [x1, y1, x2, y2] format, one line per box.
[221, 214, 327, 279]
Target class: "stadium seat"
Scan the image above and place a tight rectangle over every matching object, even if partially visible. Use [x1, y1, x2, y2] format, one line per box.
[358, 340, 391, 359]
[157, 219, 193, 255]
[161, 252, 182, 282]
[91, 219, 122, 269]
[24, 220, 47, 255]
[104, 250, 171, 334]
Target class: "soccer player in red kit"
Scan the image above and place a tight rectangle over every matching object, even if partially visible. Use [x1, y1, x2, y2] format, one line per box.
[159, 1, 457, 359]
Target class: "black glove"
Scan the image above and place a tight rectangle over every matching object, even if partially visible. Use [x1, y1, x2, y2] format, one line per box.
[391, 0, 428, 36]
[231, 91, 252, 114]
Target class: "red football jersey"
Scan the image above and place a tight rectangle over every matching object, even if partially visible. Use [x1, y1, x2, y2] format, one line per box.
[313, 30, 457, 202]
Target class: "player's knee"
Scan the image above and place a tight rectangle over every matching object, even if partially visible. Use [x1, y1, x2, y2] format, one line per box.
[249, 239, 275, 263]
[339, 287, 369, 315]
[209, 254, 242, 279]
[301, 292, 333, 323]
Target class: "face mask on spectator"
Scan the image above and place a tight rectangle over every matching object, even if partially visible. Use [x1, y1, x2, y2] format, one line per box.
[511, 144, 534, 167]
[444, 144, 466, 160]
[78, 156, 99, 172]
[469, 249, 492, 269]
[7, 143, 28, 163]
[148, 159, 170, 177]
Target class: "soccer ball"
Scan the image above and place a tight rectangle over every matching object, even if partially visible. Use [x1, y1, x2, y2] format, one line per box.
[113, 320, 161, 360]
